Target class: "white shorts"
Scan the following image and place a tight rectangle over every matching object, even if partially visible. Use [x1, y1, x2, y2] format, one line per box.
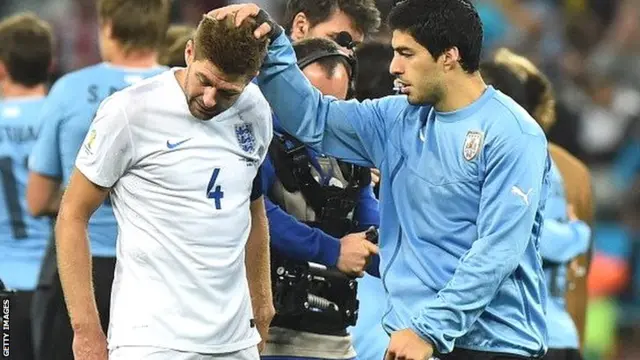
[109, 345, 260, 360]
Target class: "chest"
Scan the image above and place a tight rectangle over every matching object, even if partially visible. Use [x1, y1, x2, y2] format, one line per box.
[388, 116, 485, 182]
[129, 118, 264, 211]
[382, 118, 486, 221]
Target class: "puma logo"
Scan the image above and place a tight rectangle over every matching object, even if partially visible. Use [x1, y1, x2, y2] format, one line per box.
[511, 186, 532, 206]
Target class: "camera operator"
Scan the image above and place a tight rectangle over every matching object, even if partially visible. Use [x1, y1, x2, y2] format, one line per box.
[260, 37, 379, 360]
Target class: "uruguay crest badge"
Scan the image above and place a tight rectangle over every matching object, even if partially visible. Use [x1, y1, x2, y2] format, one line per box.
[235, 123, 256, 153]
[463, 130, 484, 161]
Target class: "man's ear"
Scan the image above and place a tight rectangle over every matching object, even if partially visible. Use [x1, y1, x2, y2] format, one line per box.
[290, 12, 310, 42]
[442, 47, 461, 72]
[185, 39, 195, 66]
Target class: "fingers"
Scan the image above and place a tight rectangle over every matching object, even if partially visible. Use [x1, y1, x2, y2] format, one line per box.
[234, 4, 262, 26]
[209, 4, 272, 39]
[254, 22, 272, 39]
[385, 349, 395, 360]
[363, 240, 379, 255]
[208, 4, 244, 19]
[211, 3, 260, 25]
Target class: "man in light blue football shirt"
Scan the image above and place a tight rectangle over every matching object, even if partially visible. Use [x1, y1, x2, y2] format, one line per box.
[0, 12, 54, 360]
[26, 1, 170, 359]
[213, 0, 551, 359]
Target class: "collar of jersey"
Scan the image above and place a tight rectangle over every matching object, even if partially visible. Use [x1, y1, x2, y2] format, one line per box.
[435, 85, 496, 122]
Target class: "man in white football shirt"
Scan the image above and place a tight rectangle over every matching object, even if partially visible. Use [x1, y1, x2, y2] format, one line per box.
[54, 14, 274, 360]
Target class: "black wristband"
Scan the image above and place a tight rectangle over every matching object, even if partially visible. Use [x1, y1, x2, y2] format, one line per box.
[256, 9, 283, 42]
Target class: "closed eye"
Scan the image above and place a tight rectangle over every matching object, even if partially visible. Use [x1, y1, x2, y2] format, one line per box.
[197, 74, 211, 87]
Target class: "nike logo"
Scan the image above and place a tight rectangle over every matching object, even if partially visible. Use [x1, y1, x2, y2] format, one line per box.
[166, 138, 192, 149]
[511, 186, 533, 206]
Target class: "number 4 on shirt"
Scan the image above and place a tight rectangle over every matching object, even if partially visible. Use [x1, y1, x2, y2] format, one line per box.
[207, 168, 224, 209]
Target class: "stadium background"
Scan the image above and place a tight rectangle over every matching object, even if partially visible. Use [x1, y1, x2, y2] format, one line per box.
[0, 0, 638, 359]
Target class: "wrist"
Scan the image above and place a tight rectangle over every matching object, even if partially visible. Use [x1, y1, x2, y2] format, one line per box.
[71, 319, 103, 333]
[316, 230, 341, 266]
[255, 9, 283, 42]
[253, 303, 275, 323]
[408, 322, 438, 351]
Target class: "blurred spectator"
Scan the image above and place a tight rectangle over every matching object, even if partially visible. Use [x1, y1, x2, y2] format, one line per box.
[354, 41, 394, 101]
[159, 24, 195, 67]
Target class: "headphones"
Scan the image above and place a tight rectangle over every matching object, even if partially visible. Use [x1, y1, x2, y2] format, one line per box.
[296, 32, 359, 99]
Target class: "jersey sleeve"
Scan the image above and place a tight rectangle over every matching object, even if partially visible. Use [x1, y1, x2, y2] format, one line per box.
[257, 33, 405, 169]
[28, 81, 67, 178]
[250, 167, 263, 201]
[75, 95, 134, 188]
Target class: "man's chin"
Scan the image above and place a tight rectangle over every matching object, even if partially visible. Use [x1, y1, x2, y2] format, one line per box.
[190, 108, 216, 120]
[406, 93, 433, 106]
[406, 95, 424, 106]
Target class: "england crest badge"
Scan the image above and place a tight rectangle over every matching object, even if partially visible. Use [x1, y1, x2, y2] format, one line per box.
[463, 130, 484, 161]
[235, 123, 256, 153]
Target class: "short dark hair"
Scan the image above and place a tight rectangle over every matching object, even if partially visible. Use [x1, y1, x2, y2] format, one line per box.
[194, 15, 268, 79]
[284, 0, 381, 38]
[98, 0, 171, 53]
[0, 12, 53, 86]
[354, 41, 395, 101]
[294, 37, 352, 79]
[388, 0, 483, 73]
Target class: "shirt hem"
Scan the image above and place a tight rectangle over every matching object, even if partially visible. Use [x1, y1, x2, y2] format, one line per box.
[452, 344, 545, 358]
[107, 336, 260, 354]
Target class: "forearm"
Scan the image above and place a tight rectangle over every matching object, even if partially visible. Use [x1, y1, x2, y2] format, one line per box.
[266, 197, 340, 265]
[410, 236, 526, 353]
[47, 189, 63, 214]
[245, 212, 273, 318]
[540, 219, 591, 263]
[354, 185, 380, 231]
[258, 34, 393, 168]
[55, 215, 100, 330]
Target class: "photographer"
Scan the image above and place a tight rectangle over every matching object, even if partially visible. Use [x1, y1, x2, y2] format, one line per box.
[260, 37, 379, 360]
[283, 0, 380, 53]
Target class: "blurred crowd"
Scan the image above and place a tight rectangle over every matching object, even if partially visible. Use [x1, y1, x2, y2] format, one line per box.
[0, 0, 638, 359]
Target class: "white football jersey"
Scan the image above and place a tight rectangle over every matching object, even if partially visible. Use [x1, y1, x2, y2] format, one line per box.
[75, 69, 273, 353]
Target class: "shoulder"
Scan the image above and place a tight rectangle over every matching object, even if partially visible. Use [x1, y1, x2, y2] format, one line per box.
[101, 71, 171, 120]
[235, 82, 270, 116]
[481, 91, 547, 157]
[50, 63, 107, 92]
[117, 70, 170, 99]
[487, 90, 546, 139]
[234, 83, 273, 136]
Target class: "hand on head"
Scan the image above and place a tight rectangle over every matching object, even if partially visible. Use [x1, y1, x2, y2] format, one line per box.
[208, 3, 278, 40]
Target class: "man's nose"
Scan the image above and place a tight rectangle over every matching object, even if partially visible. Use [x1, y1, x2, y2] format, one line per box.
[389, 56, 403, 76]
[202, 87, 217, 108]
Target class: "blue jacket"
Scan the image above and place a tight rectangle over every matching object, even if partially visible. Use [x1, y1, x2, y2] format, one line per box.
[257, 33, 551, 357]
[261, 120, 380, 269]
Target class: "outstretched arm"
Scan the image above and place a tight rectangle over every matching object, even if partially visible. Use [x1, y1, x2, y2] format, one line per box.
[211, 4, 407, 169]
